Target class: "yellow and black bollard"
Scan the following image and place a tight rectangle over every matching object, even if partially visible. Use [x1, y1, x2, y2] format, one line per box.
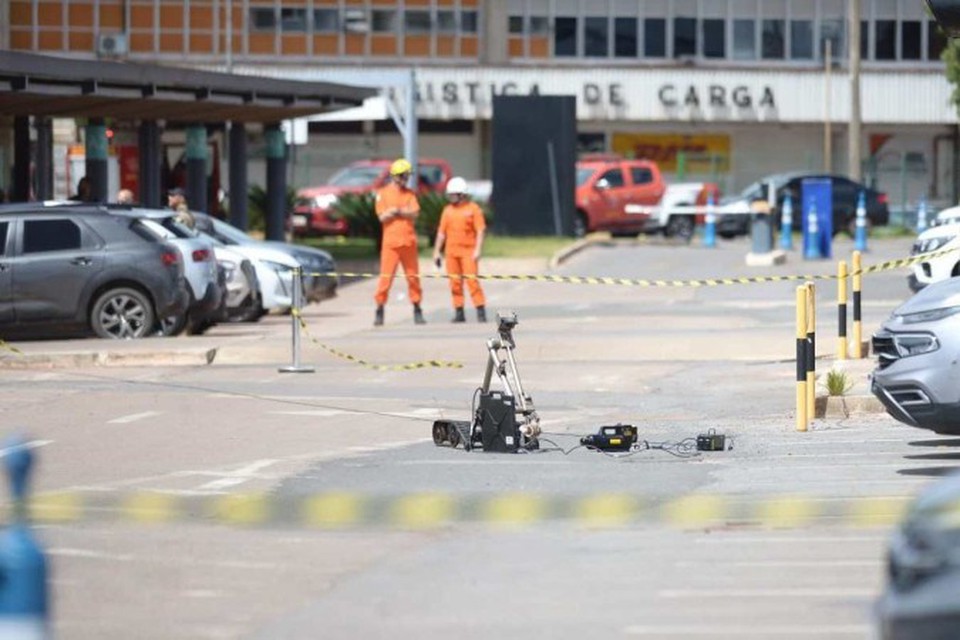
[837, 260, 848, 360]
[796, 285, 808, 432]
[852, 250, 863, 358]
[805, 281, 816, 422]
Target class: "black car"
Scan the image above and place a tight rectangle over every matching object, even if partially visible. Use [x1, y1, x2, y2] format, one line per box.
[0, 203, 189, 339]
[717, 172, 890, 238]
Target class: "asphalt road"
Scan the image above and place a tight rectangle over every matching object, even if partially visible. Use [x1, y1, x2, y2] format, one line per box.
[0, 233, 947, 639]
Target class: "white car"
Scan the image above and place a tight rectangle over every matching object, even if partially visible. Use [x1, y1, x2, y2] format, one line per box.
[210, 245, 261, 322]
[908, 218, 960, 292]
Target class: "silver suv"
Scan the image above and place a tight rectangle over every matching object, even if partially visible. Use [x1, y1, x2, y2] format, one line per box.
[0, 203, 189, 339]
[871, 277, 960, 434]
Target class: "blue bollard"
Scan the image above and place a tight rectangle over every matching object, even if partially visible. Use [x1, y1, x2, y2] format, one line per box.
[702, 192, 717, 248]
[854, 190, 869, 252]
[804, 201, 822, 260]
[0, 438, 49, 639]
[780, 193, 794, 251]
[917, 196, 928, 233]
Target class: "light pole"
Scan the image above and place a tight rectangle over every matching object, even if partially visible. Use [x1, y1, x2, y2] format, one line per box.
[849, 0, 863, 181]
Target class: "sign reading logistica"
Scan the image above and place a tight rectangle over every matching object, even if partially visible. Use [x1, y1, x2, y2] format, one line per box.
[409, 80, 625, 107]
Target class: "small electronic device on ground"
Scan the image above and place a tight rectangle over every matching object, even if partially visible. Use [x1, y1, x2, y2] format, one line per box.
[580, 424, 638, 452]
[696, 430, 727, 451]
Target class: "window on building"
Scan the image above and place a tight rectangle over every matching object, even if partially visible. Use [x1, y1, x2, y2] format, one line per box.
[820, 18, 844, 60]
[703, 18, 725, 58]
[313, 9, 339, 33]
[530, 16, 549, 35]
[761, 19, 785, 59]
[585, 17, 608, 57]
[674, 17, 696, 57]
[437, 10, 456, 33]
[861, 20, 870, 59]
[901, 20, 921, 60]
[250, 7, 276, 31]
[790, 20, 813, 59]
[405, 10, 431, 34]
[614, 17, 637, 57]
[509, 15, 523, 34]
[555, 16, 578, 57]
[733, 19, 756, 60]
[875, 20, 895, 60]
[929, 20, 948, 60]
[371, 10, 397, 33]
[23, 220, 81, 254]
[645, 18, 666, 58]
[461, 10, 478, 33]
[280, 8, 307, 31]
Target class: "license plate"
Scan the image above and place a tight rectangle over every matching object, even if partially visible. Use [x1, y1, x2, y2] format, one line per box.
[292, 215, 308, 228]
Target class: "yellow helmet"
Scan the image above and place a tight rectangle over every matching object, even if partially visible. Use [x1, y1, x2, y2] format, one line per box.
[389, 158, 412, 176]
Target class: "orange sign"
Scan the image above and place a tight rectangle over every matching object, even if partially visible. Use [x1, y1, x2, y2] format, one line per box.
[612, 133, 730, 173]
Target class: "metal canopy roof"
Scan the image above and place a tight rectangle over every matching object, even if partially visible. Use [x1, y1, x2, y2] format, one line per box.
[0, 51, 374, 123]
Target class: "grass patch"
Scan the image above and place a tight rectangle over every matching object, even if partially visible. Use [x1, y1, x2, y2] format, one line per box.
[296, 234, 574, 261]
[824, 368, 855, 396]
[871, 225, 917, 239]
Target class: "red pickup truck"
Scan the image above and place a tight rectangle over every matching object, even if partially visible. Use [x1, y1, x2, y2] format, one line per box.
[292, 158, 453, 237]
[574, 157, 666, 237]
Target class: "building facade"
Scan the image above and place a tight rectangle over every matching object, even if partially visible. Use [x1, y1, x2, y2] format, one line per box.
[2, 0, 958, 209]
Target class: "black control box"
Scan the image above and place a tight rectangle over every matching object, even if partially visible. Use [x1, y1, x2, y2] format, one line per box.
[696, 431, 726, 451]
[581, 424, 638, 452]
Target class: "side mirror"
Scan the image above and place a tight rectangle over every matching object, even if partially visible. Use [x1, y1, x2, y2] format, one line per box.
[595, 178, 611, 191]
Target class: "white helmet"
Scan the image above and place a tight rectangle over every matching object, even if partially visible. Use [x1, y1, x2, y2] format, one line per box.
[446, 177, 468, 196]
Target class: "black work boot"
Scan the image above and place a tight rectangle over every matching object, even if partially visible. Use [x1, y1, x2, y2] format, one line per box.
[476, 306, 487, 323]
[413, 304, 426, 325]
[374, 305, 384, 327]
[452, 307, 466, 323]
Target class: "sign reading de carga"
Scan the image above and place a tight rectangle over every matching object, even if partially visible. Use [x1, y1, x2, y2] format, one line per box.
[658, 84, 776, 109]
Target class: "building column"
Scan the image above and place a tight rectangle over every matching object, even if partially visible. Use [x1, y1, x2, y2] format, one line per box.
[85, 118, 108, 202]
[264, 123, 286, 242]
[11, 115, 30, 202]
[228, 122, 248, 230]
[185, 124, 208, 212]
[34, 117, 53, 200]
[138, 120, 162, 208]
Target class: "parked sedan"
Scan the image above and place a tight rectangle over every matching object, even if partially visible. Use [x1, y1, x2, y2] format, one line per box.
[0, 203, 188, 339]
[717, 172, 889, 238]
[871, 276, 960, 435]
[192, 213, 338, 305]
[875, 472, 960, 639]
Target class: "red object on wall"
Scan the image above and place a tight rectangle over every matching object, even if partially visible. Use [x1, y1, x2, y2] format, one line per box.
[118, 145, 140, 198]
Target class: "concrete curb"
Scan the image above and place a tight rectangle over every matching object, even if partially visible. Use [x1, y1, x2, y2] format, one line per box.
[0, 348, 218, 369]
[548, 233, 612, 270]
[815, 394, 886, 419]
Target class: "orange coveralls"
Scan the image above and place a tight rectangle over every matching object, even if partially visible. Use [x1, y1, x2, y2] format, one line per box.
[374, 182, 422, 306]
[438, 200, 486, 309]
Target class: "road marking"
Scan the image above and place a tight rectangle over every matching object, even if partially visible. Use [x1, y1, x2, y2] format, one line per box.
[48, 548, 134, 562]
[673, 560, 876, 568]
[658, 588, 875, 598]
[196, 459, 280, 491]
[268, 409, 360, 417]
[0, 440, 52, 457]
[107, 411, 160, 425]
[695, 535, 887, 544]
[624, 624, 869, 636]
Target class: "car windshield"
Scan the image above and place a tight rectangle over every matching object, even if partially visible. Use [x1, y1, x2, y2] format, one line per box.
[327, 166, 384, 187]
[576, 168, 595, 187]
[132, 216, 196, 240]
[209, 217, 254, 246]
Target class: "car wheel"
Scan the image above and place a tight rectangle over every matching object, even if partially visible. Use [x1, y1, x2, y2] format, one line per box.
[666, 215, 695, 242]
[91, 287, 156, 339]
[573, 212, 588, 238]
[159, 314, 187, 337]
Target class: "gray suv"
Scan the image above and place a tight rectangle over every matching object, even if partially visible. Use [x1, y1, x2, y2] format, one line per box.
[871, 277, 960, 434]
[0, 204, 189, 339]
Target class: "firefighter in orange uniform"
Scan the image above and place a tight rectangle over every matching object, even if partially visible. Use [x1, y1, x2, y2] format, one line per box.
[373, 158, 426, 326]
[432, 177, 487, 323]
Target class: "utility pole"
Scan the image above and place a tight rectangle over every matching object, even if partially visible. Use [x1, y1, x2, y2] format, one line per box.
[849, 0, 863, 181]
[824, 38, 832, 174]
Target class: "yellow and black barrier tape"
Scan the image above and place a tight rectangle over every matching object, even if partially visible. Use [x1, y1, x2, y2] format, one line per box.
[19, 491, 911, 530]
[292, 309, 463, 370]
[0, 339, 23, 356]
[306, 247, 955, 289]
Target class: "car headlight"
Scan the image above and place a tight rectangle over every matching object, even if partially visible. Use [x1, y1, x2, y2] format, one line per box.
[891, 332, 939, 357]
[918, 236, 951, 254]
[314, 194, 339, 209]
[262, 260, 294, 274]
[896, 306, 960, 324]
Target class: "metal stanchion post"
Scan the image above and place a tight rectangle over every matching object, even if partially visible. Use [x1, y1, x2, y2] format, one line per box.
[805, 281, 816, 421]
[837, 260, 848, 360]
[279, 267, 315, 374]
[852, 251, 864, 359]
[796, 286, 808, 432]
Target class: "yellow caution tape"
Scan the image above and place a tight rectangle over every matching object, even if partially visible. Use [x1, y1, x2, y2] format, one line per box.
[293, 310, 463, 371]
[306, 247, 953, 289]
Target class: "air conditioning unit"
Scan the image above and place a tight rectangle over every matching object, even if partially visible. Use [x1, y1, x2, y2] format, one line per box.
[97, 33, 128, 57]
